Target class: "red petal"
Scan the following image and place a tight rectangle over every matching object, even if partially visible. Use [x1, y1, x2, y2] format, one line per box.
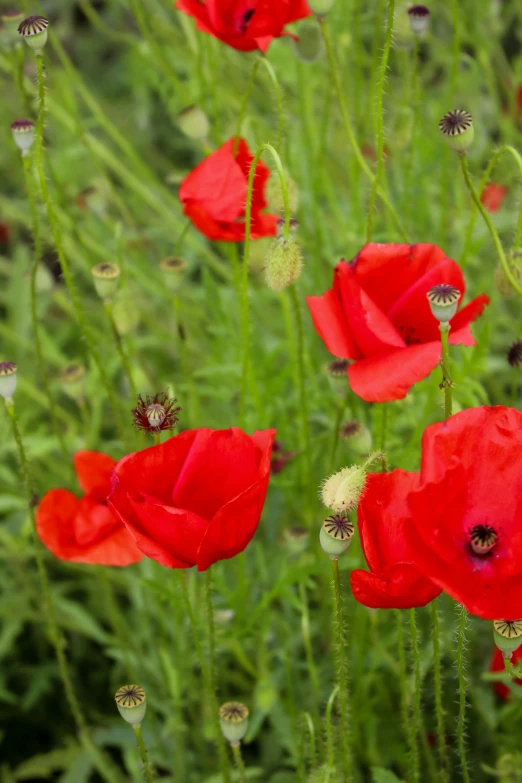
[306, 289, 361, 360]
[347, 341, 442, 402]
[350, 566, 441, 609]
[179, 140, 246, 223]
[449, 294, 490, 334]
[129, 497, 208, 566]
[74, 451, 115, 503]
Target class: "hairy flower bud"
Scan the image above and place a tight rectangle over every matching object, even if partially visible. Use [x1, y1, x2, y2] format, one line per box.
[495, 253, 522, 299]
[319, 514, 354, 559]
[0, 362, 17, 402]
[439, 110, 474, 152]
[91, 263, 120, 302]
[219, 702, 249, 746]
[427, 284, 460, 323]
[18, 15, 48, 52]
[177, 105, 210, 140]
[294, 20, 324, 62]
[321, 465, 367, 513]
[115, 685, 147, 727]
[493, 620, 522, 659]
[265, 234, 303, 291]
[11, 119, 35, 154]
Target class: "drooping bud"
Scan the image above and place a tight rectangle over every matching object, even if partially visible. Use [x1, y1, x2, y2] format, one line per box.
[11, 120, 35, 154]
[439, 110, 474, 152]
[160, 257, 187, 293]
[407, 5, 430, 36]
[219, 702, 249, 746]
[427, 284, 460, 323]
[91, 263, 120, 302]
[339, 420, 373, 455]
[308, 0, 335, 14]
[319, 514, 355, 559]
[176, 105, 210, 141]
[294, 20, 324, 62]
[0, 362, 17, 402]
[493, 620, 522, 660]
[264, 233, 303, 291]
[507, 341, 522, 369]
[324, 358, 350, 397]
[283, 525, 310, 556]
[494, 253, 522, 299]
[58, 364, 86, 401]
[115, 685, 147, 727]
[18, 15, 48, 52]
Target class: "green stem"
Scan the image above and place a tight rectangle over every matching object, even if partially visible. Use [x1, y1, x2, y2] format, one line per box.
[231, 744, 247, 783]
[325, 686, 339, 775]
[132, 726, 155, 783]
[289, 284, 311, 480]
[104, 301, 138, 399]
[404, 38, 420, 210]
[459, 153, 522, 298]
[319, 20, 408, 241]
[409, 609, 421, 783]
[330, 392, 349, 467]
[395, 610, 414, 780]
[366, 0, 395, 241]
[440, 324, 453, 419]
[298, 584, 321, 730]
[431, 602, 449, 782]
[330, 559, 353, 782]
[457, 606, 471, 783]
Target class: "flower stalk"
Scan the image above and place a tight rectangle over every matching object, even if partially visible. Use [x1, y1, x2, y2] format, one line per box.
[133, 725, 154, 783]
[330, 558, 353, 782]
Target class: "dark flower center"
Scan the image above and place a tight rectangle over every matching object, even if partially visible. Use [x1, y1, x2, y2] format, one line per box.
[115, 685, 145, 707]
[427, 283, 460, 306]
[469, 524, 497, 556]
[439, 109, 473, 137]
[323, 514, 354, 541]
[239, 8, 255, 33]
[327, 359, 350, 376]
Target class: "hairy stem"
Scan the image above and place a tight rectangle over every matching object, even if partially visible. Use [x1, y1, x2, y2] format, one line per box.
[133, 726, 155, 783]
[457, 605, 471, 783]
[331, 559, 353, 782]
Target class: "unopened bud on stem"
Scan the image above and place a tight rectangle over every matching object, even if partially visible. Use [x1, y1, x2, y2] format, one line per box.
[265, 232, 303, 291]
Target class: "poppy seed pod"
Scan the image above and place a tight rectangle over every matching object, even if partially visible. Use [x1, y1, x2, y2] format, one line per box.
[407, 5, 430, 36]
[493, 620, 522, 659]
[2, 9, 24, 38]
[319, 514, 354, 559]
[294, 20, 324, 62]
[321, 464, 367, 513]
[0, 362, 17, 402]
[17, 15, 48, 52]
[159, 257, 186, 293]
[427, 284, 461, 323]
[177, 105, 210, 140]
[11, 120, 35, 153]
[91, 263, 120, 302]
[115, 685, 147, 727]
[283, 525, 310, 556]
[324, 359, 350, 397]
[219, 702, 249, 746]
[439, 109, 474, 152]
[340, 420, 373, 455]
[264, 234, 303, 291]
[58, 364, 86, 401]
[308, 0, 334, 14]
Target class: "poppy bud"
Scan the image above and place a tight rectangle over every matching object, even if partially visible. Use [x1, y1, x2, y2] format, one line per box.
[407, 5, 430, 36]
[159, 257, 186, 293]
[427, 284, 460, 323]
[115, 684, 147, 727]
[283, 525, 310, 556]
[294, 20, 324, 62]
[339, 420, 373, 455]
[58, 364, 86, 401]
[507, 341, 522, 369]
[439, 110, 474, 152]
[219, 702, 249, 746]
[266, 172, 299, 216]
[264, 234, 303, 291]
[309, 0, 334, 14]
[176, 105, 210, 141]
[91, 263, 120, 302]
[324, 359, 350, 397]
[0, 361, 17, 402]
[321, 464, 367, 513]
[493, 620, 522, 659]
[495, 253, 522, 300]
[11, 120, 35, 154]
[319, 513, 355, 559]
[18, 15, 48, 52]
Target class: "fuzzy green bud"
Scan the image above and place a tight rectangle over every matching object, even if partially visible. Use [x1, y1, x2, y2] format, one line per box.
[160, 257, 186, 293]
[294, 20, 324, 62]
[177, 105, 210, 140]
[319, 514, 354, 559]
[0, 362, 17, 402]
[265, 233, 303, 291]
[58, 365, 86, 402]
[439, 109, 474, 152]
[219, 702, 249, 746]
[493, 620, 522, 659]
[321, 464, 367, 513]
[427, 284, 460, 323]
[308, 0, 335, 13]
[18, 15, 48, 52]
[91, 263, 120, 302]
[115, 685, 147, 727]
[339, 420, 373, 455]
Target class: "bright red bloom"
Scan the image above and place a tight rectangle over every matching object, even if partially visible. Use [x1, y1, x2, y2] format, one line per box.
[490, 645, 522, 700]
[404, 406, 522, 620]
[108, 427, 276, 571]
[36, 452, 144, 566]
[481, 183, 508, 212]
[306, 243, 489, 402]
[179, 138, 278, 242]
[350, 470, 441, 609]
[175, 0, 311, 53]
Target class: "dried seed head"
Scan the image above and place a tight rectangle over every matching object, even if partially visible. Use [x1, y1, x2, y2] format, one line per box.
[407, 5, 430, 35]
[115, 685, 147, 727]
[283, 525, 310, 556]
[159, 257, 187, 293]
[493, 620, 522, 659]
[427, 284, 460, 322]
[319, 514, 354, 559]
[507, 341, 522, 369]
[18, 15, 48, 51]
[294, 20, 324, 62]
[58, 364, 86, 401]
[176, 105, 210, 140]
[339, 420, 373, 455]
[439, 110, 474, 152]
[469, 524, 497, 556]
[264, 234, 303, 291]
[11, 119, 35, 153]
[132, 392, 181, 434]
[0, 361, 17, 401]
[91, 263, 120, 302]
[219, 702, 249, 746]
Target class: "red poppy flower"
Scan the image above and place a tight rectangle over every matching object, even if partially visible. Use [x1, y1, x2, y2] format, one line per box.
[490, 645, 522, 700]
[481, 183, 508, 212]
[404, 406, 522, 620]
[36, 452, 144, 566]
[179, 138, 278, 242]
[306, 243, 489, 402]
[350, 470, 441, 609]
[108, 427, 276, 571]
[175, 0, 311, 53]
